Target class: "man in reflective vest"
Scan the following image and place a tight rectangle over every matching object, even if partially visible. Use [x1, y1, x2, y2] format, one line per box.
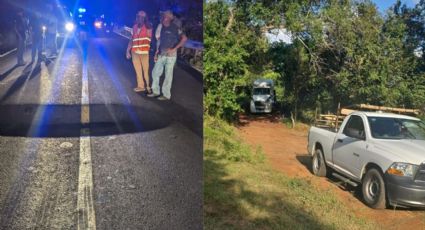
[126, 10, 152, 93]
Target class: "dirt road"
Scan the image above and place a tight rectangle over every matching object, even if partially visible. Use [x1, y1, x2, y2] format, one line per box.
[238, 115, 425, 230]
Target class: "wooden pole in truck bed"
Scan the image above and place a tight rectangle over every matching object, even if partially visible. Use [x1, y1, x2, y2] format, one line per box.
[351, 104, 421, 115]
[335, 102, 341, 131]
[314, 104, 420, 130]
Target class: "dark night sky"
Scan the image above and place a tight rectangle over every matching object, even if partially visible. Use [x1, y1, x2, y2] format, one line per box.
[0, 0, 202, 40]
[0, 0, 158, 23]
[0, 0, 202, 25]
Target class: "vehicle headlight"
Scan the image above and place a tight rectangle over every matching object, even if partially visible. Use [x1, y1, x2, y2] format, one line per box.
[387, 162, 418, 177]
[94, 21, 102, 28]
[65, 22, 75, 32]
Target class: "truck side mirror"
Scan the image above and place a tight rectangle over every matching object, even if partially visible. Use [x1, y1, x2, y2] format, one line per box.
[344, 128, 366, 140]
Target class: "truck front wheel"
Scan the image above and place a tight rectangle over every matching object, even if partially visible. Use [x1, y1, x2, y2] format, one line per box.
[362, 168, 387, 209]
[312, 148, 327, 177]
[249, 101, 256, 113]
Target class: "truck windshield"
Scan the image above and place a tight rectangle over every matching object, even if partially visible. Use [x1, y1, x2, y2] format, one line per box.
[367, 117, 425, 140]
[253, 88, 270, 95]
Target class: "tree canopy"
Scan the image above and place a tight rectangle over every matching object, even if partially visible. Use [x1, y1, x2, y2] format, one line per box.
[204, 0, 425, 121]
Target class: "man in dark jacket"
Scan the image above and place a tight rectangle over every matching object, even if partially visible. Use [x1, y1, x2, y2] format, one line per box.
[29, 11, 44, 63]
[14, 8, 28, 66]
[45, 3, 58, 58]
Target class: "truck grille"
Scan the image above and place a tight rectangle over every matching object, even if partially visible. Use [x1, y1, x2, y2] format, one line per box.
[254, 101, 265, 107]
[415, 164, 425, 181]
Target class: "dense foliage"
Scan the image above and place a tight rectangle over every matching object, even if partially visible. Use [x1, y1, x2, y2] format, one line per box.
[204, 0, 425, 121]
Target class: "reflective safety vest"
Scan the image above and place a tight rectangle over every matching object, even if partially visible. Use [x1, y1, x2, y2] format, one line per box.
[131, 24, 151, 54]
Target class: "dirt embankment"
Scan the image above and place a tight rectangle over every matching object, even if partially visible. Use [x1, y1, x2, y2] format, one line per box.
[237, 114, 425, 230]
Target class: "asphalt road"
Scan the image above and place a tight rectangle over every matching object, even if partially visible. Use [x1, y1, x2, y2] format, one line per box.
[0, 35, 203, 229]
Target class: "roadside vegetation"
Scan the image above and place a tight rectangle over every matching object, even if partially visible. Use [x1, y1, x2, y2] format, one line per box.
[204, 116, 376, 229]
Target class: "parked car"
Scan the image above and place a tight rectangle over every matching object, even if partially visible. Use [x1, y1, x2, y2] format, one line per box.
[308, 111, 425, 209]
[45, 4, 76, 44]
[92, 16, 113, 37]
[249, 79, 275, 113]
[56, 17, 76, 41]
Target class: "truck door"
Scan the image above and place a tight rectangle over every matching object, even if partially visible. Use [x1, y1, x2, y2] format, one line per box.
[332, 115, 367, 179]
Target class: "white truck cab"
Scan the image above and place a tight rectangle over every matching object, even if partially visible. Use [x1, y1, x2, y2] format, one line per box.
[308, 111, 425, 209]
[250, 79, 275, 113]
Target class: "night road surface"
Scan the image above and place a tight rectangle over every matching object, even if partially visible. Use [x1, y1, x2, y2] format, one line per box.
[0, 35, 203, 229]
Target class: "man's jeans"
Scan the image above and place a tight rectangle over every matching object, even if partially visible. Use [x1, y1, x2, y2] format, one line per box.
[31, 36, 43, 62]
[46, 33, 57, 56]
[17, 36, 25, 64]
[151, 55, 177, 99]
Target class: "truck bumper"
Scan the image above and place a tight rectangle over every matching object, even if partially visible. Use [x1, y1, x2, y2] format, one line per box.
[250, 101, 272, 113]
[385, 173, 425, 208]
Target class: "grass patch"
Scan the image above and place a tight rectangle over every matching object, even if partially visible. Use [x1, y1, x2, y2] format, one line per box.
[204, 116, 375, 230]
[281, 118, 311, 133]
[204, 116, 265, 163]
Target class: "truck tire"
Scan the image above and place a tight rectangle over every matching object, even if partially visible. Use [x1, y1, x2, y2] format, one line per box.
[362, 168, 387, 209]
[312, 148, 327, 177]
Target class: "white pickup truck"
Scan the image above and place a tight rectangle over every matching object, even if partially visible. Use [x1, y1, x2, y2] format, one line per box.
[308, 111, 425, 209]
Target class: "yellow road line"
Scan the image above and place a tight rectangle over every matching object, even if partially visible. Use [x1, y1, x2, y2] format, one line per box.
[77, 59, 96, 230]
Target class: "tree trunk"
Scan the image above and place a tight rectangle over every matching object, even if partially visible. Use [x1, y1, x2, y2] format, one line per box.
[225, 7, 234, 33]
[290, 111, 296, 129]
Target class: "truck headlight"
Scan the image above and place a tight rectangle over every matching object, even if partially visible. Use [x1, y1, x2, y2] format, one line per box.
[387, 162, 418, 177]
[65, 22, 75, 32]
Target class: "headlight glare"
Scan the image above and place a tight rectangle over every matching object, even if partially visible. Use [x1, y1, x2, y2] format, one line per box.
[94, 21, 102, 28]
[65, 22, 75, 32]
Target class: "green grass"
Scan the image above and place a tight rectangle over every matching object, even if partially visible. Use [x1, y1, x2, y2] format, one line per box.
[204, 117, 265, 163]
[281, 117, 311, 133]
[204, 116, 376, 230]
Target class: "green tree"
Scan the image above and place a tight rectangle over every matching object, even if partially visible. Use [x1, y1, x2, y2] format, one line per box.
[204, 0, 425, 122]
[204, 1, 249, 120]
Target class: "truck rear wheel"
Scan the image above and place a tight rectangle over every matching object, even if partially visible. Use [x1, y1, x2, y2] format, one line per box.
[312, 148, 327, 177]
[362, 168, 387, 209]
